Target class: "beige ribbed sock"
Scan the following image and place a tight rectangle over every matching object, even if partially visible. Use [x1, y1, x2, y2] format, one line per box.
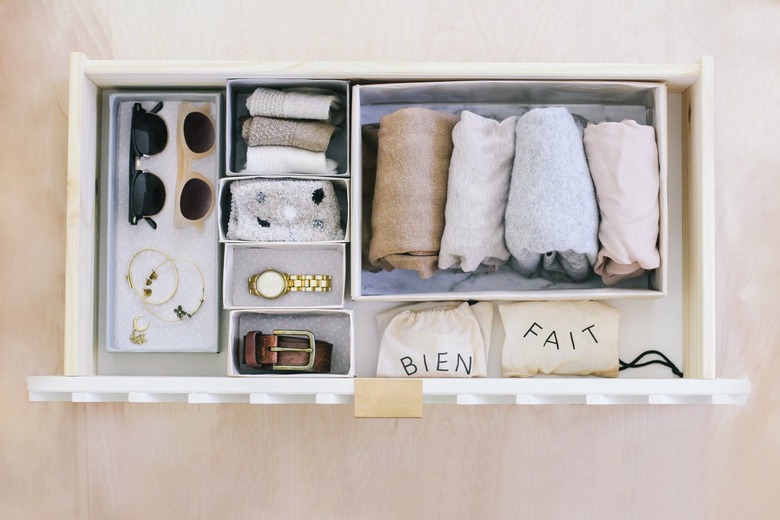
[242, 116, 335, 152]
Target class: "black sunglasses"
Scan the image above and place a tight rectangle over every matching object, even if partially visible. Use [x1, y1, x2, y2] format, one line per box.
[129, 102, 168, 229]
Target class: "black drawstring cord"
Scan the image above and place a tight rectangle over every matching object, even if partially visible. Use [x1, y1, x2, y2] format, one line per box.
[619, 350, 683, 378]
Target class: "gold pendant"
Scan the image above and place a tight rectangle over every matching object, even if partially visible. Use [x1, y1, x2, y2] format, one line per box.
[130, 315, 150, 345]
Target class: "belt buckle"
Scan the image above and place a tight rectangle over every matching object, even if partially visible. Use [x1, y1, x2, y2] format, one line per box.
[270, 329, 316, 371]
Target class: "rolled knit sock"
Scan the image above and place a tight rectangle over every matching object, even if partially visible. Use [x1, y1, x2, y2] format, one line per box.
[505, 107, 599, 281]
[242, 116, 335, 152]
[242, 146, 338, 175]
[246, 87, 344, 124]
[583, 119, 660, 285]
[226, 178, 343, 242]
[368, 107, 459, 279]
[439, 111, 516, 272]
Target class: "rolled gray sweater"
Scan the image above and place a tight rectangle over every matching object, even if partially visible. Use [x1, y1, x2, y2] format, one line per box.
[505, 107, 599, 281]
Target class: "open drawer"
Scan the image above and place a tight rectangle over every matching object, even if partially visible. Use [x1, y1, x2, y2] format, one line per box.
[27, 53, 750, 412]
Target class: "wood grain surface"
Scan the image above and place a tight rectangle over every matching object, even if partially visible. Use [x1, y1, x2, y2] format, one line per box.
[2, 0, 779, 518]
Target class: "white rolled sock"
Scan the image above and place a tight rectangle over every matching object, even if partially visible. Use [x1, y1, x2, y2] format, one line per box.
[242, 146, 338, 175]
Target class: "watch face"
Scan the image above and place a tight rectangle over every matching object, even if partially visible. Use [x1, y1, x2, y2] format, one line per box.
[256, 270, 286, 299]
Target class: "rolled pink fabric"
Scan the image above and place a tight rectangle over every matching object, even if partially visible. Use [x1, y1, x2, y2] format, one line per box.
[583, 119, 661, 285]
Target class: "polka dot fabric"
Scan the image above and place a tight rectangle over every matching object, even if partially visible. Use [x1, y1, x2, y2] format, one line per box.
[226, 178, 344, 242]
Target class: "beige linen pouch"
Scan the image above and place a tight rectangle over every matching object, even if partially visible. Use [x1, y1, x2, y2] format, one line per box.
[500, 300, 619, 377]
[376, 301, 492, 378]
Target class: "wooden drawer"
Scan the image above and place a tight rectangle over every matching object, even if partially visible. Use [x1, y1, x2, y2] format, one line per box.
[27, 53, 750, 411]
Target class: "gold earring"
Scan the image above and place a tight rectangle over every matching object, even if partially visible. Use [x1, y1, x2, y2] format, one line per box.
[126, 249, 179, 305]
[129, 315, 150, 345]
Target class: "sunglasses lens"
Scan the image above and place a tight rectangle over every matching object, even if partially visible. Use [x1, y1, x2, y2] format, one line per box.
[134, 113, 168, 156]
[183, 112, 215, 154]
[133, 172, 166, 216]
[180, 178, 213, 220]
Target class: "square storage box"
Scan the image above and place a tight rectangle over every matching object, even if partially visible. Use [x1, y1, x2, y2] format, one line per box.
[223, 243, 346, 309]
[228, 309, 354, 377]
[226, 79, 350, 177]
[218, 175, 350, 243]
[350, 80, 668, 302]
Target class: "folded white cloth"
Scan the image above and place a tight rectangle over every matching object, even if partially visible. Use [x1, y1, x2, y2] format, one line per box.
[583, 119, 661, 285]
[242, 146, 338, 175]
[246, 87, 344, 124]
[376, 301, 492, 378]
[505, 107, 599, 281]
[438, 111, 517, 272]
[227, 178, 343, 242]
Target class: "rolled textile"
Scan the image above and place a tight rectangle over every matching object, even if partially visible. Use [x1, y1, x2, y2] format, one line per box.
[242, 116, 335, 152]
[583, 119, 660, 285]
[505, 107, 599, 281]
[243, 145, 338, 175]
[439, 111, 517, 272]
[360, 124, 382, 272]
[368, 107, 459, 279]
[245, 87, 344, 124]
[226, 178, 343, 242]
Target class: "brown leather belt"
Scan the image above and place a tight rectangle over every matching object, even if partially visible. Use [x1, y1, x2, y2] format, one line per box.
[243, 330, 333, 373]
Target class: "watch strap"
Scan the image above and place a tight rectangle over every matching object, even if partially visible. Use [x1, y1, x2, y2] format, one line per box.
[244, 331, 333, 373]
[287, 274, 332, 292]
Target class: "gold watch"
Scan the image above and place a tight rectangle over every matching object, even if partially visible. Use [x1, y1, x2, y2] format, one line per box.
[248, 269, 332, 299]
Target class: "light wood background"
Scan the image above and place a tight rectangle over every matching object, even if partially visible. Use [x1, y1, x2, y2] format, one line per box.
[2, 1, 779, 518]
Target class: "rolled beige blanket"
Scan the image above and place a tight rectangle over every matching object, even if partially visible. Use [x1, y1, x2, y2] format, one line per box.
[242, 116, 335, 152]
[368, 108, 459, 279]
[583, 119, 660, 285]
